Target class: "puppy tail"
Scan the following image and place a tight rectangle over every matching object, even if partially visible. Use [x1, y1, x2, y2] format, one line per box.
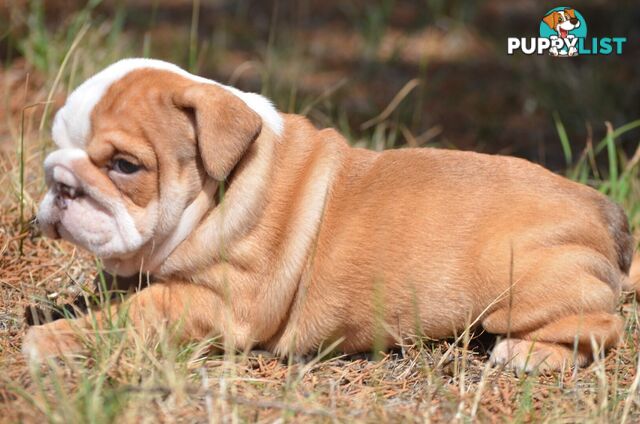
[601, 200, 636, 294]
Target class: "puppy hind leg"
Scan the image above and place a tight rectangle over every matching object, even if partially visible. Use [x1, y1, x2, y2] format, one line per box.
[490, 338, 587, 373]
[489, 312, 623, 373]
[482, 246, 624, 372]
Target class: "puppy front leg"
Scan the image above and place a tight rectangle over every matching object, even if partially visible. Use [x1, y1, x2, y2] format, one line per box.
[22, 283, 230, 361]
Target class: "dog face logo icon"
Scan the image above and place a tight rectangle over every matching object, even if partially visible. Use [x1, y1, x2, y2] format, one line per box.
[540, 7, 588, 57]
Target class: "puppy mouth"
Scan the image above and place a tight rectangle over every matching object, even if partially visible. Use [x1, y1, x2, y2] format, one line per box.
[55, 183, 84, 210]
[49, 183, 84, 239]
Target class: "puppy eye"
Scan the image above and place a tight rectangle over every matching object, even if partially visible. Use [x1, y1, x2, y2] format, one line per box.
[112, 158, 142, 174]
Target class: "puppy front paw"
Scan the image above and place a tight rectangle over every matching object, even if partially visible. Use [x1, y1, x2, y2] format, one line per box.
[22, 321, 86, 362]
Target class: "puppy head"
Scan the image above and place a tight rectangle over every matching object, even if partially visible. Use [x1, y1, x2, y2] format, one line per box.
[543, 9, 580, 34]
[37, 59, 279, 273]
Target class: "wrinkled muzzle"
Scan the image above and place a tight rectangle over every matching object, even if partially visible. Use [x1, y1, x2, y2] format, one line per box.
[37, 148, 144, 258]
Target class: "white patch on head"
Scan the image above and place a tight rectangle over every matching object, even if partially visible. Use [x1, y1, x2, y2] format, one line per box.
[52, 58, 283, 149]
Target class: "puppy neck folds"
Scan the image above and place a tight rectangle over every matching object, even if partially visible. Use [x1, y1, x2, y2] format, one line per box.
[101, 178, 218, 276]
[148, 178, 219, 272]
[107, 125, 279, 278]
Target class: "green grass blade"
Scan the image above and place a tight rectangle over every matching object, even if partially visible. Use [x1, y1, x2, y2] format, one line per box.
[605, 122, 618, 199]
[554, 112, 572, 166]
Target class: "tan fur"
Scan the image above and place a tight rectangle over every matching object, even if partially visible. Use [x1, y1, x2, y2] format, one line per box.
[25, 69, 636, 372]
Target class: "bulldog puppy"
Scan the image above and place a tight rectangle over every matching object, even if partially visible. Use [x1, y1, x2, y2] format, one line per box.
[24, 59, 636, 372]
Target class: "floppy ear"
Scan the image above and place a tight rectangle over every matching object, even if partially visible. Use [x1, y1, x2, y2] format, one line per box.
[173, 83, 262, 181]
[565, 8, 576, 18]
[542, 12, 558, 30]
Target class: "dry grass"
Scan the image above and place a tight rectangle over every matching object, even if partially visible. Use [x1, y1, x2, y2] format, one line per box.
[1, 199, 640, 422]
[2, 2, 640, 422]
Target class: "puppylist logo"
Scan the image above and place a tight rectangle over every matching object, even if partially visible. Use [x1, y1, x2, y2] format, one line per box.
[508, 7, 627, 57]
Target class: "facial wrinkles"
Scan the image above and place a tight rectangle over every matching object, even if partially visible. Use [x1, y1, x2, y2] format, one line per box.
[85, 72, 211, 273]
[41, 148, 144, 256]
[68, 158, 142, 251]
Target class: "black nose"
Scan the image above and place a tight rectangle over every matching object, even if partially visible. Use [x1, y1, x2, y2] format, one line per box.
[57, 183, 82, 200]
[570, 18, 578, 25]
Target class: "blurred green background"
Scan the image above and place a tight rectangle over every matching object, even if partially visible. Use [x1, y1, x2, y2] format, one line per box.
[2, 0, 639, 169]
